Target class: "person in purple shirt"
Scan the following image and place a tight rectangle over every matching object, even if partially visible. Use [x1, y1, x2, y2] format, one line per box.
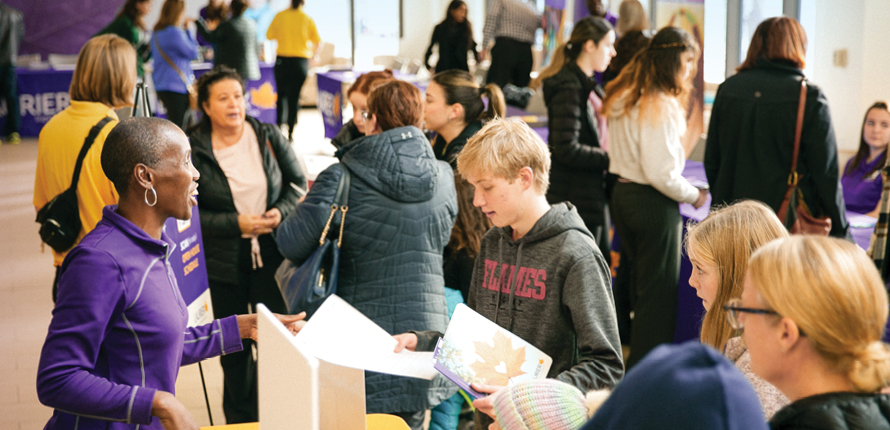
[36, 117, 304, 430]
[841, 102, 890, 217]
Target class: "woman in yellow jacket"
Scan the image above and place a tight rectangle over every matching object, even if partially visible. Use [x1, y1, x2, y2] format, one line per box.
[33, 35, 137, 302]
[266, 0, 320, 141]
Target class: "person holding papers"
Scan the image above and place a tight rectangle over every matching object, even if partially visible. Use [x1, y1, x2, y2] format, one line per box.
[395, 118, 624, 430]
[276, 80, 458, 430]
[36, 117, 304, 430]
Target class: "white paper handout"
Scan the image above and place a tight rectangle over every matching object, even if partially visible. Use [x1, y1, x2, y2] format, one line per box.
[293, 295, 438, 380]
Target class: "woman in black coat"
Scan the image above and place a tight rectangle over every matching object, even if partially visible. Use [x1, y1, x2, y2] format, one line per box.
[540, 17, 616, 261]
[424, 1, 479, 73]
[188, 66, 307, 423]
[705, 17, 848, 237]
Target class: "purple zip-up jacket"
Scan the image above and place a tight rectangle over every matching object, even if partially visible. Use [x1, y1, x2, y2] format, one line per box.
[37, 206, 244, 429]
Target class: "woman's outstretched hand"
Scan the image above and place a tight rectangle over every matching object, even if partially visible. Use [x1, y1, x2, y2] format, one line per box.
[237, 312, 307, 341]
[152, 391, 199, 430]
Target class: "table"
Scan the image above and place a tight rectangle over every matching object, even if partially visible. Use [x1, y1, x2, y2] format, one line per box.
[2, 62, 278, 137]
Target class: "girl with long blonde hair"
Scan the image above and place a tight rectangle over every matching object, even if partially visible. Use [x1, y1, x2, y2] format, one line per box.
[604, 26, 708, 368]
[685, 200, 789, 417]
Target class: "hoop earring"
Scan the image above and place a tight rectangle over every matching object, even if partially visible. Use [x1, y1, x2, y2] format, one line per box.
[145, 186, 158, 207]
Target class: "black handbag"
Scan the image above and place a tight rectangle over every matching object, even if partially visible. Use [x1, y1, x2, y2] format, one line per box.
[276, 166, 351, 317]
[35, 117, 114, 253]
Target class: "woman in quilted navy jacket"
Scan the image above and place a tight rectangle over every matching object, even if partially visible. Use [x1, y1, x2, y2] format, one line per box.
[276, 80, 458, 430]
[539, 16, 616, 263]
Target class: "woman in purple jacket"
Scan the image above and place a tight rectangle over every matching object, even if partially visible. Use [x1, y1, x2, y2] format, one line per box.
[841, 102, 890, 217]
[36, 117, 303, 430]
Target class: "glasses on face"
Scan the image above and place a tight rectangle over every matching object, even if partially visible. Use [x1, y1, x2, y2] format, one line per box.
[722, 297, 779, 330]
[360, 110, 372, 123]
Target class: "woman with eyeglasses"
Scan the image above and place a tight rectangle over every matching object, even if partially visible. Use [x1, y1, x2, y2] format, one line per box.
[685, 200, 789, 418]
[330, 70, 395, 148]
[731, 236, 890, 429]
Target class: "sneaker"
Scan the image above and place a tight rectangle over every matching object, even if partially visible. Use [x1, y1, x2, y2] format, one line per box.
[7, 132, 20, 145]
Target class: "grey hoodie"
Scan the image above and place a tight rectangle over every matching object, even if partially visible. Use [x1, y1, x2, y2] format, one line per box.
[468, 202, 624, 391]
[416, 202, 624, 429]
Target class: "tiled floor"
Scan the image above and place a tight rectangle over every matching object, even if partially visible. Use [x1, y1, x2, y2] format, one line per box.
[0, 109, 332, 430]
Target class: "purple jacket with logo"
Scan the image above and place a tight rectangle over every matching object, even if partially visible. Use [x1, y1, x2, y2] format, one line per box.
[37, 206, 243, 429]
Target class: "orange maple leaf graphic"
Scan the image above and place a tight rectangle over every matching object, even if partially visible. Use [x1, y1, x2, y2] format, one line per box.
[469, 330, 527, 386]
[249, 82, 278, 109]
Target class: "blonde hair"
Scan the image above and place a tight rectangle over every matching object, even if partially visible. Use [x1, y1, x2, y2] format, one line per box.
[70, 35, 137, 108]
[685, 201, 788, 350]
[456, 118, 550, 195]
[747, 236, 890, 393]
[616, 0, 648, 35]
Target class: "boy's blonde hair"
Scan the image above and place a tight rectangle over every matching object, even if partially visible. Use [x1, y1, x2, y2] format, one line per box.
[747, 236, 890, 393]
[456, 118, 550, 194]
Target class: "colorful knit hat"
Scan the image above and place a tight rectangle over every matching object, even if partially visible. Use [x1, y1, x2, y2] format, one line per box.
[492, 379, 589, 430]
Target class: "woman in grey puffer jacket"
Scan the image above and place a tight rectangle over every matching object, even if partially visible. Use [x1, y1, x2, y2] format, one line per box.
[276, 80, 458, 429]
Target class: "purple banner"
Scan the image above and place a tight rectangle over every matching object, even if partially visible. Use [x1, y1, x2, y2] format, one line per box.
[164, 205, 213, 327]
[316, 71, 345, 139]
[7, 0, 118, 58]
[4, 63, 278, 137]
[11, 67, 74, 137]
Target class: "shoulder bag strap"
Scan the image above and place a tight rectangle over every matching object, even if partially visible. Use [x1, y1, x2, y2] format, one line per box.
[790, 78, 807, 181]
[777, 78, 808, 221]
[335, 167, 351, 247]
[69, 117, 114, 193]
[153, 37, 190, 88]
[316, 165, 352, 246]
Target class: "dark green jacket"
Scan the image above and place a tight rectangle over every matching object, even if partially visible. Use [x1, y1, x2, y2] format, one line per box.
[197, 16, 260, 80]
[97, 15, 150, 78]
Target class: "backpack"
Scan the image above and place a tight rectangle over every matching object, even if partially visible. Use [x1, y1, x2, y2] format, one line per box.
[36, 117, 114, 253]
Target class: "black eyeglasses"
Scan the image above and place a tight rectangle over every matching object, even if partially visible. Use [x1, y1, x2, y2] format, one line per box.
[722, 297, 779, 330]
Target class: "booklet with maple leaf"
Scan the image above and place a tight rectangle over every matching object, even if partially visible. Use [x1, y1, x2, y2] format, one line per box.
[432, 304, 552, 399]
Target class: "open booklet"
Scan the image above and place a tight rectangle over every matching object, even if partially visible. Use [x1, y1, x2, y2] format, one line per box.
[433, 304, 552, 399]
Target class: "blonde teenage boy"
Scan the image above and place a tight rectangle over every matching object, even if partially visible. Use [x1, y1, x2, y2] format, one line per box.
[395, 118, 624, 429]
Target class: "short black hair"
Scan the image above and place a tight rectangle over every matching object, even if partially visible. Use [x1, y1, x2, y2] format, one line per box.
[101, 117, 178, 198]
